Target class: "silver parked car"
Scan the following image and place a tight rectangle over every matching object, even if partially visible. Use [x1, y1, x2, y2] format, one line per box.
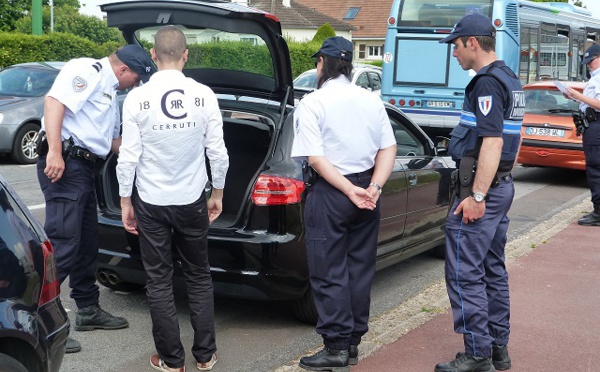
[294, 64, 383, 95]
[0, 62, 65, 164]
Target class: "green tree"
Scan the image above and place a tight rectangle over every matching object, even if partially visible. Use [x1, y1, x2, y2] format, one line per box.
[0, 0, 31, 31]
[15, 5, 123, 45]
[312, 23, 336, 44]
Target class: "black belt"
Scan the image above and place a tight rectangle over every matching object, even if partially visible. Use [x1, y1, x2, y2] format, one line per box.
[344, 167, 374, 178]
[70, 146, 98, 164]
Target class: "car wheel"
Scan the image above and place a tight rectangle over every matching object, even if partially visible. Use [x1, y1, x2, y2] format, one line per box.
[10, 123, 40, 164]
[0, 353, 28, 372]
[431, 244, 446, 259]
[291, 290, 318, 324]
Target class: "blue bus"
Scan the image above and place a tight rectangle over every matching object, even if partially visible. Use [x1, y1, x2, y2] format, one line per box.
[381, 0, 600, 135]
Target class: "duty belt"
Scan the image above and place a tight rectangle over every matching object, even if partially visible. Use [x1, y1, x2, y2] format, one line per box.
[70, 146, 98, 164]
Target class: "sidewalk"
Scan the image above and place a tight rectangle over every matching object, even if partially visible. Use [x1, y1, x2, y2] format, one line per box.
[358, 218, 600, 371]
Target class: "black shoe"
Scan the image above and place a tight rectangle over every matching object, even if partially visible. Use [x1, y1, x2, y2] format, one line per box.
[299, 347, 349, 372]
[75, 304, 129, 331]
[348, 345, 358, 366]
[578, 211, 600, 226]
[492, 345, 511, 370]
[435, 353, 495, 372]
[65, 337, 81, 353]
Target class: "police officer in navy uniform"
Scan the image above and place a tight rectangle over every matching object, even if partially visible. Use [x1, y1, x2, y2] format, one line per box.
[566, 45, 600, 226]
[437, 13, 524, 372]
[37, 44, 155, 353]
[291, 36, 397, 372]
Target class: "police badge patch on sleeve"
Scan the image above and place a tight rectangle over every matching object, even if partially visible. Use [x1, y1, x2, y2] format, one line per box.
[72, 77, 87, 92]
[478, 96, 492, 116]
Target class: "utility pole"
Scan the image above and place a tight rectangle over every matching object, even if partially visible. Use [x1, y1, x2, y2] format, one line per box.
[32, 0, 43, 35]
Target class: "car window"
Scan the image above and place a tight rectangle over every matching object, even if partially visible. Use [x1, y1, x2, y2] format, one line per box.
[355, 72, 370, 90]
[369, 71, 382, 90]
[524, 88, 579, 114]
[0, 68, 59, 97]
[390, 118, 424, 156]
[294, 71, 317, 88]
[134, 26, 274, 78]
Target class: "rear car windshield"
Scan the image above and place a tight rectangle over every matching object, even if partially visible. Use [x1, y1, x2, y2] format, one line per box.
[524, 88, 579, 114]
[397, 0, 493, 27]
[135, 26, 274, 77]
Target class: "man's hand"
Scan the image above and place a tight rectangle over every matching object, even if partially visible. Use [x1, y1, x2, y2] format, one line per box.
[120, 198, 138, 235]
[207, 197, 223, 224]
[44, 150, 65, 183]
[454, 196, 485, 224]
[347, 185, 376, 210]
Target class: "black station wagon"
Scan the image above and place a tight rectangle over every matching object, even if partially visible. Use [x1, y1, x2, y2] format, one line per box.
[94, 0, 453, 323]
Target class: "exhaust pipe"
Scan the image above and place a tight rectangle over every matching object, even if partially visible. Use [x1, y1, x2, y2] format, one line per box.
[97, 270, 109, 285]
[107, 272, 121, 286]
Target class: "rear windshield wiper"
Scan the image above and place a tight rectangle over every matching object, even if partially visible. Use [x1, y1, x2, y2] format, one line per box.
[548, 108, 577, 114]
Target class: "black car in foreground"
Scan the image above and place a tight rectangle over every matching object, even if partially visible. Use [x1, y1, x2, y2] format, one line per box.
[0, 174, 69, 372]
[95, 0, 454, 323]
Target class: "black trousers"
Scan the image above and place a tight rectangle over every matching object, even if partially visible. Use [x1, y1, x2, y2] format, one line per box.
[304, 174, 380, 350]
[583, 124, 600, 211]
[37, 156, 100, 308]
[133, 193, 216, 368]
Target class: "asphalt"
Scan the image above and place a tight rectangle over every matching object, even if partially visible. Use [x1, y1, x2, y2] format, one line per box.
[354, 200, 600, 372]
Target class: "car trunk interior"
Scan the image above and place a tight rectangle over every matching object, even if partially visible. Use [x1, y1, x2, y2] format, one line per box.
[100, 109, 274, 228]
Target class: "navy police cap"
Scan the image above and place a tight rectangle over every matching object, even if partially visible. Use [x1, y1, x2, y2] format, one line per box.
[581, 44, 600, 66]
[311, 36, 353, 62]
[439, 13, 496, 44]
[116, 44, 156, 83]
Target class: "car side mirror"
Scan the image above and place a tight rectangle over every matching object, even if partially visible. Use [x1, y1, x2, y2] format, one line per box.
[434, 136, 450, 156]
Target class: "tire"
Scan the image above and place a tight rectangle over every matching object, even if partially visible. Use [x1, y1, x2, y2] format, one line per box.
[291, 290, 318, 324]
[0, 353, 28, 372]
[431, 244, 446, 259]
[10, 123, 40, 164]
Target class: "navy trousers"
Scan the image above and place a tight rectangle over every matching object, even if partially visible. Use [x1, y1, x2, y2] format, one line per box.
[37, 156, 100, 308]
[133, 193, 216, 368]
[304, 174, 380, 350]
[583, 124, 600, 211]
[444, 177, 514, 357]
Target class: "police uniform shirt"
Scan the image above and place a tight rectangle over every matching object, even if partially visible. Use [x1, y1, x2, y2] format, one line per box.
[291, 76, 396, 175]
[452, 61, 523, 169]
[580, 67, 600, 112]
[116, 70, 229, 206]
[43, 57, 120, 156]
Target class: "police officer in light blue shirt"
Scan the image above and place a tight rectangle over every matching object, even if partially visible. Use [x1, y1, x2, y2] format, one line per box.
[291, 36, 396, 372]
[566, 44, 600, 226]
[437, 13, 524, 372]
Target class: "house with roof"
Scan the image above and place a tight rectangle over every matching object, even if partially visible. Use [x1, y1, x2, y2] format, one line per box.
[293, 0, 393, 62]
[243, 0, 353, 42]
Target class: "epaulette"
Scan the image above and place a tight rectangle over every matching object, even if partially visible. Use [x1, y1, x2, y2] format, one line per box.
[92, 61, 103, 73]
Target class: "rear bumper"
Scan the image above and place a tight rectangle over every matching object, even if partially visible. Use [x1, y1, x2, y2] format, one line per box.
[39, 299, 70, 372]
[518, 143, 585, 171]
[97, 221, 309, 301]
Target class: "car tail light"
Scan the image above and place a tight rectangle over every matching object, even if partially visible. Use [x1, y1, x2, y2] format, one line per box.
[251, 174, 305, 206]
[38, 240, 60, 306]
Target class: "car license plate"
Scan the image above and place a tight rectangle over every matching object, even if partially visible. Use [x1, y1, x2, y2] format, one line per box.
[525, 127, 565, 137]
[427, 100, 453, 108]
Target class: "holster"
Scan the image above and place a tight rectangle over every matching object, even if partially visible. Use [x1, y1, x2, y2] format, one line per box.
[573, 111, 590, 136]
[35, 131, 48, 157]
[458, 155, 477, 202]
[302, 160, 318, 187]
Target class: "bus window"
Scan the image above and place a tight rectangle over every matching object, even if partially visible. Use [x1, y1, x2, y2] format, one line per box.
[397, 0, 492, 27]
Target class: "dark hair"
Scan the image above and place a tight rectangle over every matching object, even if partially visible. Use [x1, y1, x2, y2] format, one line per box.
[316, 55, 353, 89]
[459, 34, 496, 52]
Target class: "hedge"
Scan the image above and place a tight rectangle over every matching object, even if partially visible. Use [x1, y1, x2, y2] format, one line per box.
[0, 32, 325, 80]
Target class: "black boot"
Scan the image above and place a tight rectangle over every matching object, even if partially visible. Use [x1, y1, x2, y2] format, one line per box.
[578, 211, 600, 226]
[75, 304, 129, 331]
[492, 344, 511, 371]
[348, 345, 358, 366]
[299, 347, 349, 372]
[65, 337, 81, 353]
[435, 353, 495, 372]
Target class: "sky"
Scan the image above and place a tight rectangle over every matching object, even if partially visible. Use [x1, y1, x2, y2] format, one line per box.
[78, 0, 600, 20]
